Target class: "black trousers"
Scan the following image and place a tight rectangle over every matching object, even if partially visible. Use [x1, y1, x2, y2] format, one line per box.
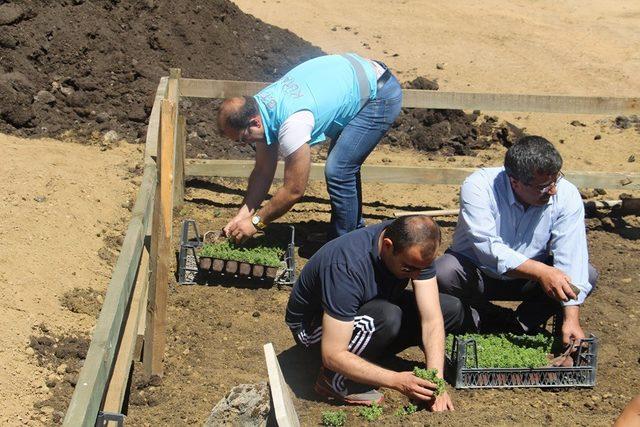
[434, 251, 598, 331]
[291, 290, 465, 361]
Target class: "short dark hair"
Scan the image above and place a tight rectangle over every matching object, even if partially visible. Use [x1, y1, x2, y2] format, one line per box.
[504, 136, 562, 184]
[225, 96, 259, 130]
[384, 215, 441, 256]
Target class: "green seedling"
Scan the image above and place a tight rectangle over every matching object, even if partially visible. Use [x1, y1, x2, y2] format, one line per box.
[394, 402, 418, 417]
[321, 410, 347, 427]
[359, 402, 383, 422]
[199, 237, 284, 267]
[446, 333, 555, 368]
[412, 367, 446, 396]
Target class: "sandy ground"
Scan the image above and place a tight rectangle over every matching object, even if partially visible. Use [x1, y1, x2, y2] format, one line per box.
[233, 0, 640, 173]
[0, 134, 140, 425]
[1, 0, 640, 426]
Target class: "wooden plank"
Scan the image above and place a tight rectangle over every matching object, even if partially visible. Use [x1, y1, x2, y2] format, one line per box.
[178, 78, 640, 115]
[167, 68, 181, 104]
[63, 165, 156, 427]
[102, 240, 150, 414]
[263, 343, 300, 427]
[173, 114, 186, 207]
[145, 77, 169, 160]
[394, 199, 628, 217]
[144, 99, 176, 377]
[185, 159, 640, 189]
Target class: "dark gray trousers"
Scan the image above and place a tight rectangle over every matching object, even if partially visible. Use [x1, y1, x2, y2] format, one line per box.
[434, 251, 598, 331]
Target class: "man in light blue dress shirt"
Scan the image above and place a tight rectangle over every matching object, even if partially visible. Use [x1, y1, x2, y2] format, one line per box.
[435, 136, 597, 345]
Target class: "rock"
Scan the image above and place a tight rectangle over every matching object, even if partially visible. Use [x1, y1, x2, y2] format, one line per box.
[34, 195, 47, 202]
[0, 34, 18, 48]
[628, 155, 636, 163]
[570, 120, 586, 127]
[103, 130, 120, 144]
[34, 91, 56, 105]
[403, 76, 439, 91]
[615, 116, 631, 129]
[594, 188, 607, 196]
[95, 112, 109, 123]
[594, 134, 601, 140]
[127, 104, 147, 123]
[0, 4, 25, 26]
[60, 86, 74, 97]
[204, 382, 270, 427]
[436, 62, 446, 70]
[65, 91, 89, 108]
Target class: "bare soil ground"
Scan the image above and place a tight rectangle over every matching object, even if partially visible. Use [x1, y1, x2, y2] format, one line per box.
[0, 0, 638, 426]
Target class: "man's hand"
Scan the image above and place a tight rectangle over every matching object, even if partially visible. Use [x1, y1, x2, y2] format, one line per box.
[224, 217, 257, 244]
[562, 306, 585, 346]
[537, 265, 577, 302]
[428, 391, 455, 412]
[391, 371, 438, 402]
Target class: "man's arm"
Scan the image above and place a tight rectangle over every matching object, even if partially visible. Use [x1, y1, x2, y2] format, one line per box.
[321, 313, 439, 402]
[223, 141, 278, 235]
[225, 143, 311, 242]
[413, 277, 454, 411]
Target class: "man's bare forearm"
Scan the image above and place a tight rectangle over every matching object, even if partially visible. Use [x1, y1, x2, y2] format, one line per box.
[256, 185, 304, 224]
[422, 318, 446, 377]
[324, 350, 399, 389]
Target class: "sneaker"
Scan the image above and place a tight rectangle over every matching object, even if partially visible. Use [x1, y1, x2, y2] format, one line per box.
[314, 367, 384, 406]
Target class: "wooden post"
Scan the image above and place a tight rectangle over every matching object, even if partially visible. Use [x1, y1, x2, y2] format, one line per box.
[263, 343, 300, 427]
[174, 114, 186, 207]
[144, 99, 176, 377]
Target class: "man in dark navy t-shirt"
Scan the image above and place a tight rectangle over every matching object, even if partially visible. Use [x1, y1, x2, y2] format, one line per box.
[285, 215, 464, 411]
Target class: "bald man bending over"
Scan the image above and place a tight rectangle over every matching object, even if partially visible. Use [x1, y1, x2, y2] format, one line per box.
[217, 53, 402, 243]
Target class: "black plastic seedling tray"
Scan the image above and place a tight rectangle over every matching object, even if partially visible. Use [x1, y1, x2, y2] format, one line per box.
[445, 334, 598, 389]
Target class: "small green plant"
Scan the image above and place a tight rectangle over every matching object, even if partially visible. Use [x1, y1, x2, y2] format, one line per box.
[394, 402, 418, 417]
[412, 367, 446, 396]
[445, 333, 555, 368]
[321, 410, 347, 427]
[359, 402, 383, 422]
[199, 237, 284, 267]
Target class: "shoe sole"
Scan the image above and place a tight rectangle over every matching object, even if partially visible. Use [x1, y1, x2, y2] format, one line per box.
[314, 381, 384, 406]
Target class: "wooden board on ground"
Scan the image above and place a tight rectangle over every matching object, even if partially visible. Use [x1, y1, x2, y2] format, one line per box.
[185, 159, 640, 190]
[178, 78, 640, 115]
[263, 343, 300, 427]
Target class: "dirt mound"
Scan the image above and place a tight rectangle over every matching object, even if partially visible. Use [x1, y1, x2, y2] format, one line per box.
[28, 324, 90, 425]
[0, 0, 323, 148]
[1, 1, 521, 160]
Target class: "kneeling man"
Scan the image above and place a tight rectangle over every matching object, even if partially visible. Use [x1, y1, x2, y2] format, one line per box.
[435, 136, 598, 345]
[286, 215, 462, 411]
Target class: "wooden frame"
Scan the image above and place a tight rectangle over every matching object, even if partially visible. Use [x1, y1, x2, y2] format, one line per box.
[65, 69, 639, 426]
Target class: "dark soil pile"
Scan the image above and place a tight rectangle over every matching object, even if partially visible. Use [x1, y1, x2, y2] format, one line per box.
[0, 0, 323, 157]
[0, 0, 522, 160]
[28, 323, 90, 424]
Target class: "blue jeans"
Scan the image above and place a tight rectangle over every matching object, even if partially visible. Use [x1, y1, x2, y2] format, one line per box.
[324, 75, 402, 239]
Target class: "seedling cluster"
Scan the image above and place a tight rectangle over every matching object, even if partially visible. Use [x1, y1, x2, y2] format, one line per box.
[446, 333, 555, 368]
[412, 367, 446, 396]
[321, 410, 347, 427]
[358, 402, 383, 422]
[199, 237, 284, 267]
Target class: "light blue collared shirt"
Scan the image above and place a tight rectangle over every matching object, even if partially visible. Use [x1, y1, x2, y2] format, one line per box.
[450, 167, 591, 305]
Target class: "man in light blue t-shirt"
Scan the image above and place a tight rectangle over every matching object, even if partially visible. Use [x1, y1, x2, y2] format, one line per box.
[216, 53, 402, 243]
[435, 136, 598, 346]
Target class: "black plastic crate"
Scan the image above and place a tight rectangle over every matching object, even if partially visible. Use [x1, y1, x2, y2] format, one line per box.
[445, 334, 598, 389]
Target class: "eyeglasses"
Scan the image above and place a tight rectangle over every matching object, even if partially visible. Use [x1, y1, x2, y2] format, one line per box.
[528, 171, 564, 195]
[400, 263, 423, 273]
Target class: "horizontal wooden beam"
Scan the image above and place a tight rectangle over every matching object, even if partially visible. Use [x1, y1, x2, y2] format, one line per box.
[185, 159, 640, 189]
[178, 78, 640, 115]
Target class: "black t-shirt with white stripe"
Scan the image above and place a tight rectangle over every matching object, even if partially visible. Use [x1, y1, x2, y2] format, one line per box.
[285, 221, 436, 330]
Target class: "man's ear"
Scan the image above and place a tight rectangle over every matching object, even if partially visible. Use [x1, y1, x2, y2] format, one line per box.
[250, 115, 262, 129]
[382, 237, 394, 252]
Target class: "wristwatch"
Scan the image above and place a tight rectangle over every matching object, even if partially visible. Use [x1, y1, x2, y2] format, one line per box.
[251, 215, 267, 230]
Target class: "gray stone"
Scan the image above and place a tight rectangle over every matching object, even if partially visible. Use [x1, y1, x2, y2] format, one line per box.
[34, 90, 56, 105]
[103, 130, 120, 144]
[204, 382, 271, 427]
[0, 4, 24, 26]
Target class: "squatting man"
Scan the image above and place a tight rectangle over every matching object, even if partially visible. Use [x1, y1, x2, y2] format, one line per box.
[216, 53, 401, 243]
[435, 136, 598, 345]
[285, 215, 462, 411]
